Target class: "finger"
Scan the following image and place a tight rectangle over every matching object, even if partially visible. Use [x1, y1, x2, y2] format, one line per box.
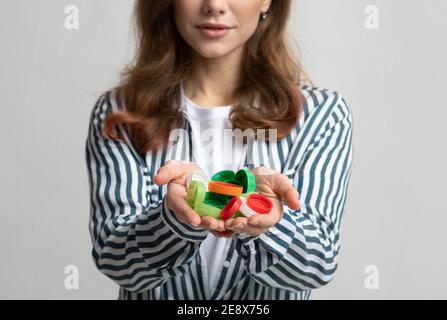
[202, 216, 226, 232]
[230, 221, 267, 237]
[228, 218, 247, 232]
[224, 218, 235, 230]
[172, 197, 202, 227]
[247, 213, 279, 229]
[154, 162, 184, 186]
[246, 199, 283, 228]
[273, 173, 300, 210]
[215, 219, 226, 232]
[228, 216, 247, 229]
[283, 188, 300, 210]
[199, 216, 219, 230]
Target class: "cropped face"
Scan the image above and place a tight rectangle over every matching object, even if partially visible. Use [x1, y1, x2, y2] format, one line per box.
[173, 0, 271, 59]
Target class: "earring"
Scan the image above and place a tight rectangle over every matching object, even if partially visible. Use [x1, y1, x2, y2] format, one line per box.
[261, 11, 268, 20]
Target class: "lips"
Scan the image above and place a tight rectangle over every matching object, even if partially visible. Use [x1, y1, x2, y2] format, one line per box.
[197, 23, 232, 30]
[196, 23, 233, 39]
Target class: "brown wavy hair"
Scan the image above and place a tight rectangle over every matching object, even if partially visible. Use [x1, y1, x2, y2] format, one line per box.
[103, 0, 306, 154]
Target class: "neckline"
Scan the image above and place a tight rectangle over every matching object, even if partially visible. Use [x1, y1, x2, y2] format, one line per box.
[180, 81, 233, 121]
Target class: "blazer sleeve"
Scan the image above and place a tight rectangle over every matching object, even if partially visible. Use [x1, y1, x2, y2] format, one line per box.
[234, 91, 354, 292]
[85, 92, 209, 293]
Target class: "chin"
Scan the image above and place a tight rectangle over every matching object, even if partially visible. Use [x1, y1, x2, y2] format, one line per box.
[195, 45, 234, 59]
[200, 52, 227, 59]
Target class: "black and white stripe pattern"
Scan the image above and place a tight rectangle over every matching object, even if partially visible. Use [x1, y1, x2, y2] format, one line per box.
[85, 85, 354, 300]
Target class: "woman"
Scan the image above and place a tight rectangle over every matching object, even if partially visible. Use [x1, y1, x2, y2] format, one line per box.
[85, 0, 353, 300]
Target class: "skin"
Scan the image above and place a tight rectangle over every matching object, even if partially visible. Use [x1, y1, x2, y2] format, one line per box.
[223, 167, 300, 236]
[173, 0, 272, 107]
[154, 0, 300, 237]
[154, 161, 300, 237]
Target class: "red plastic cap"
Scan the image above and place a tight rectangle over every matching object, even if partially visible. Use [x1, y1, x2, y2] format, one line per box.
[246, 194, 273, 214]
[220, 196, 242, 220]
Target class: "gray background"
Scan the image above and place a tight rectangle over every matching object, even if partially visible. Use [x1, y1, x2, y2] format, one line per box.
[1, 0, 446, 299]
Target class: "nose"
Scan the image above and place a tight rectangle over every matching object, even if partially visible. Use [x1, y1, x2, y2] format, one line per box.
[202, 0, 227, 17]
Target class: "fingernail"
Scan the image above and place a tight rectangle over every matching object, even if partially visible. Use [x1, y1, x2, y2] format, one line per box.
[191, 221, 200, 227]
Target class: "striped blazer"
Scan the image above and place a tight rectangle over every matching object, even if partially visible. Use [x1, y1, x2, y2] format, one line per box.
[85, 85, 354, 300]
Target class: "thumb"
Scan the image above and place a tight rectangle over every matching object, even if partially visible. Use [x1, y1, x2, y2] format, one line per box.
[283, 187, 300, 210]
[154, 165, 180, 185]
[274, 174, 300, 210]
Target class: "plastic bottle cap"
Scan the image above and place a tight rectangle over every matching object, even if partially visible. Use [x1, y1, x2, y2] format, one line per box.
[238, 197, 259, 218]
[211, 170, 235, 182]
[240, 191, 258, 199]
[186, 180, 206, 208]
[194, 201, 222, 219]
[186, 169, 210, 189]
[205, 192, 232, 205]
[238, 195, 273, 217]
[235, 169, 256, 193]
[208, 181, 243, 196]
[224, 178, 243, 186]
[204, 199, 225, 209]
[220, 197, 242, 220]
[246, 194, 273, 214]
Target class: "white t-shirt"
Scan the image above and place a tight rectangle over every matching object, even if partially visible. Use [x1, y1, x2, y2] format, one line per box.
[181, 83, 244, 289]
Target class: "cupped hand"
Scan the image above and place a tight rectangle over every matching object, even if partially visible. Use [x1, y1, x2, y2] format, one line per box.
[225, 166, 300, 237]
[153, 160, 226, 233]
